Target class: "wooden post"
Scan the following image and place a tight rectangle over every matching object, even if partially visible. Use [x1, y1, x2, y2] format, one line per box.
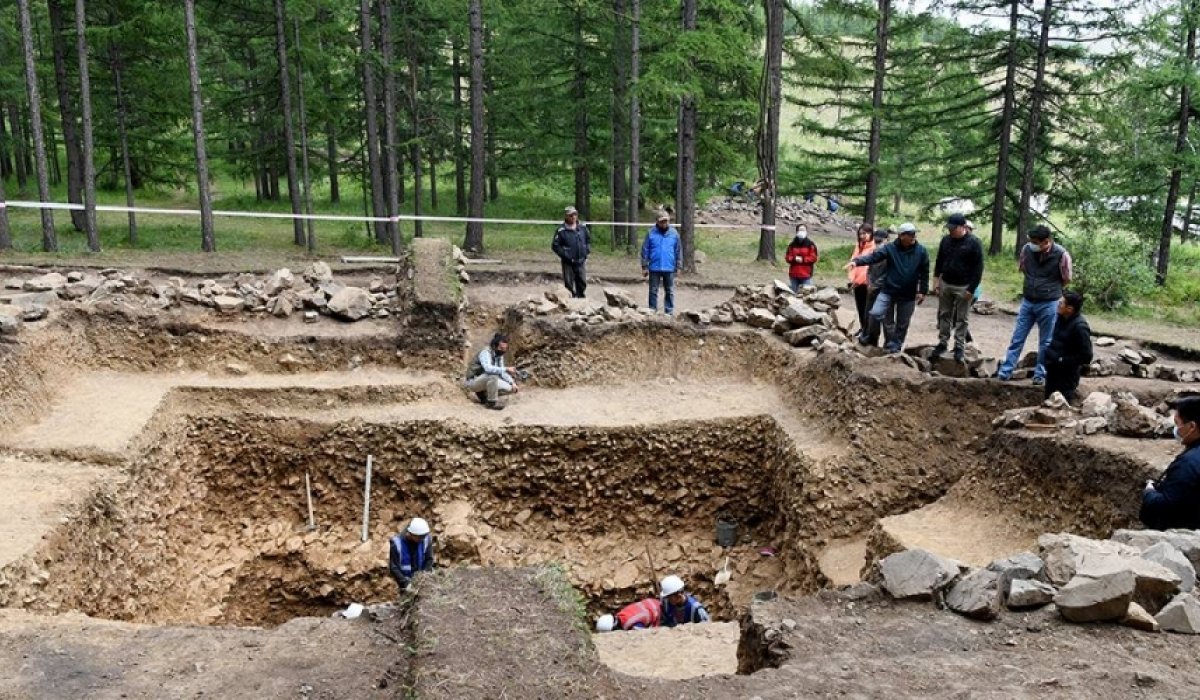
[361, 455, 373, 542]
[305, 470, 316, 531]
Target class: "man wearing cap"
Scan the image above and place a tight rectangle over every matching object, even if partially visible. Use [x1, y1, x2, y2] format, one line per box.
[552, 206, 591, 299]
[659, 574, 710, 627]
[995, 225, 1073, 385]
[845, 222, 929, 353]
[641, 211, 683, 314]
[931, 213, 985, 362]
[388, 517, 435, 592]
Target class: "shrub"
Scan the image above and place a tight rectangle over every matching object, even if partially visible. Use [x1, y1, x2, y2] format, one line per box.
[1058, 231, 1155, 310]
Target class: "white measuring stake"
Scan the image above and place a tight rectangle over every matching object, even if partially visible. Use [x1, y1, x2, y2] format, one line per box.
[305, 471, 316, 531]
[361, 455, 374, 542]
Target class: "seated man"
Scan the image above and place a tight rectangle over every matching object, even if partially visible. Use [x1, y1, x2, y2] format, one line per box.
[464, 333, 519, 410]
[595, 597, 663, 632]
[659, 574, 710, 627]
[388, 517, 434, 592]
[1141, 397, 1200, 530]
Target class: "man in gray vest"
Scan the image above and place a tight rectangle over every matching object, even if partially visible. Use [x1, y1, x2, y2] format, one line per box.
[995, 225, 1073, 385]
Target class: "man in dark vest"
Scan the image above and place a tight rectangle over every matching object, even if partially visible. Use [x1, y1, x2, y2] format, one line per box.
[388, 517, 434, 592]
[551, 205, 591, 299]
[995, 225, 1073, 385]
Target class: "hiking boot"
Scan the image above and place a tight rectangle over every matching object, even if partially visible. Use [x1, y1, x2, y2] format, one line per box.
[930, 343, 947, 360]
[475, 391, 488, 403]
[1031, 376, 1045, 386]
[482, 400, 505, 411]
[953, 348, 965, 363]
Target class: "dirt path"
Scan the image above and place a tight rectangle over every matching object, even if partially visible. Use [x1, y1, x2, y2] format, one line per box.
[0, 459, 112, 569]
[592, 622, 740, 679]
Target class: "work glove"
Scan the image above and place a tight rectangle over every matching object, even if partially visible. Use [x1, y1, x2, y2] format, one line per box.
[1144, 479, 1156, 495]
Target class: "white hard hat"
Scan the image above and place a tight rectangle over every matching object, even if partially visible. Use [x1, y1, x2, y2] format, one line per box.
[897, 222, 918, 235]
[660, 575, 686, 597]
[596, 614, 616, 632]
[407, 517, 430, 536]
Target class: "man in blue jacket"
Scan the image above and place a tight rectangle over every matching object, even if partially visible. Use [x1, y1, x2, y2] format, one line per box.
[389, 517, 434, 592]
[641, 210, 682, 315]
[659, 574, 710, 627]
[845, 222, 929, 353]
[1141, 397, 1200, 530]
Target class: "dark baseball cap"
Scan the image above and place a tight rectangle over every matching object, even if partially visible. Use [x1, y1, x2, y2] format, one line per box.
[1028, 225, 1052, 241]
[947, 213, 967, 228]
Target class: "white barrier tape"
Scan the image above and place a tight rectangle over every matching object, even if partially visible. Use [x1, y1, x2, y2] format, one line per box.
[5, 200, 778, 231]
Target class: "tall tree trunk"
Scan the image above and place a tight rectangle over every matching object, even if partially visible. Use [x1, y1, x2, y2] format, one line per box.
[678, 0, 698, 273]
[611, 0, 630, 249]
[0, 167, 10, 250]
[75, 0, 99, 251]
[379, 0, 401, 247]
[452, 41, 467, 216]
[429, 157, 438, 210]
[48, 121, 62, 186]
[18, 0, 56, 251]
[184, 0, 215, 251]
[48, 0, 85, 232]
[463, 0, 486, 253]
[628, 0, 641, 253]
[1015, 0, 1053, 255]
[862, 0, 889, 226]
[486, 75, 498, 202]
[360, 0, 389, 247]
[0, 107, 11, 180]
[407, 2, 424, 239]
[110, 40, 137, 244]
[317, 30, 340, 204]
[1182, 179, 1198, 245]
[572, 9, 591, 221]
[7, 103, 28, 193]
[273, 0, 304, 246]
[294, 19, 316, 253]
[990, 0, 1021, 255]
[1158, 0, 1197, 284]
[756, 0, 784, 262]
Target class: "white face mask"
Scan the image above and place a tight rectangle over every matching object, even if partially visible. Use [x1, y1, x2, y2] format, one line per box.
[1176, 422, 1194, 443]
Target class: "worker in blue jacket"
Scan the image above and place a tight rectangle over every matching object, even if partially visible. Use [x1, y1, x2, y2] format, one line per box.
[659, 574, 710, 627]
[641, 210, 682, 315]
[389, 517, 434, 592]
[1142, 397, 1200, 530]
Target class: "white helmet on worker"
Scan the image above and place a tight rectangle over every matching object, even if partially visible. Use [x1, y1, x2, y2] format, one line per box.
[407, 517, 430, 536]
[595, 614, 616, 632]
[660, 574, 686, 597]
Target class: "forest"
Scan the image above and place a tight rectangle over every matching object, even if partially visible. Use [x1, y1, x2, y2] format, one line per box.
[0, 0, 1197, 305]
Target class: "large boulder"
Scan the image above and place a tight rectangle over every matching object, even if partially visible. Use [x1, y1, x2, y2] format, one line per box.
[1112, 529, 1200, 572]
[1054, 569, 1136, 623]
[23, 272, 67, 292]
[946, 568, 1002, 620]
[603, 287, 638, 309]
[1142, 542, 1196, 593]
[879, 549, 961, 600]
[265, 268, 295, 296]
[809, 286, 841, 307]
[1109, 399, 1162, 437]
[746, 308, 777, 329]
[302, 261, 334, 284]
[211, 295, 244, 313]
[779, 298, 825, 327]
[1040, 533, 1181, 611]
[327, 287, 373, 321]
[1122, 602, 1160, 632]
[1007, 579, 1056, 609]
[1156, 593, 1200, 634]
[987, 552, 1045, 597]
[784, 326, 824, 348]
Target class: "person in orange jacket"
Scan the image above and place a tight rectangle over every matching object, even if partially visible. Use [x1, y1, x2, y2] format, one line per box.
[847, 223, 875, 332]
[595, 597, 664, 632]
[785, 225, 819, 292]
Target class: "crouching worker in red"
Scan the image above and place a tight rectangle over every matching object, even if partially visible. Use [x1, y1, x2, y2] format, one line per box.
[659, 574, 710, 626]
[595, 597, 663, 632]
[388, 517, 434, 593]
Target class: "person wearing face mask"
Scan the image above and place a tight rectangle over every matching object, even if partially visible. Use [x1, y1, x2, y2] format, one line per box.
[847, 223, 875, 329]
[994, 225, 1073, 385]
[1140, 397, 1200, 530]
[464, 332, 519, 410]
[785, 225, 820, 292]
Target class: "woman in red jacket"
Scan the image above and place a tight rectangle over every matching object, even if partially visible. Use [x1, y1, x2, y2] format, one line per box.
[847, 223, 875, 331]
[785, 225, 820, 292]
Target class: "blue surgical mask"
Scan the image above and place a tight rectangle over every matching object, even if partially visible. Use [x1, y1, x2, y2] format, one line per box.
[1176, 425, 1184, 442]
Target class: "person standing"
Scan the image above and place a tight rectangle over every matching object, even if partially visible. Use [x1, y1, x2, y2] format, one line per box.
[551, 205, 591, 299]
[1042, 291, 1092, 403]
[784, 225, 820, 292]
[931, 213, 985, 362]
[995, 225, 1073, 385]
[848, 223, 876, 332]
[857, 227, 892, 347]
[641, 210, 682, 314]
[1141, 397, 1200, 530]
[845, 222, 929, 353]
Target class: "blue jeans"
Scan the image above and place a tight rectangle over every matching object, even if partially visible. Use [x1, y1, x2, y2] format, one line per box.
[870, 291, 916, 352]
[648, 271, 676, 314]
[997, 299, 1058, 380]
[789, 277, 814, 292]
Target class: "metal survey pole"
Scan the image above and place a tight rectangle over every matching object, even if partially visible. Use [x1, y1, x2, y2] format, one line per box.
[361, 455, 373, 542]
[305, 471, 316, 531]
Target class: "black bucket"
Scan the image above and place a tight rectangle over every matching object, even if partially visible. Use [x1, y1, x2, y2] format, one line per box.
[715, 518, 738, 548]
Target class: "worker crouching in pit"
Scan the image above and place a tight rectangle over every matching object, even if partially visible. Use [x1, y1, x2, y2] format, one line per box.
[389, 517, 435, 593]
[596, 597, 663, 632]
[464, 333, 520, 411]
[659, 575, 711, 627]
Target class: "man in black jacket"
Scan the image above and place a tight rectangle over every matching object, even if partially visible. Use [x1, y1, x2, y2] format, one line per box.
[1141, 397, 1200, 530]
[932, 214, 984, 362]
[551, 206, 591, 298]
[1042, 291, 1092, 403]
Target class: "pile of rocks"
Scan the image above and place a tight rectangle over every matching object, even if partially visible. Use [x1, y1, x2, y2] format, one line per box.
[993, 390, 1179, 438]
[514, 286, 662, 326]
[874, 529, 1200, 633]
[1089, 342, 1200, 383]
[1, 265, 400, 324]
[697, 197, 861, 236]
[452, 246, 470, 284]
[686, 282, 858, 354]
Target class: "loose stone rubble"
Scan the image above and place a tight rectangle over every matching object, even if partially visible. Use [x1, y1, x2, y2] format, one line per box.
[865, 529, 1200, 634]
[994, 391, 1185, 438]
